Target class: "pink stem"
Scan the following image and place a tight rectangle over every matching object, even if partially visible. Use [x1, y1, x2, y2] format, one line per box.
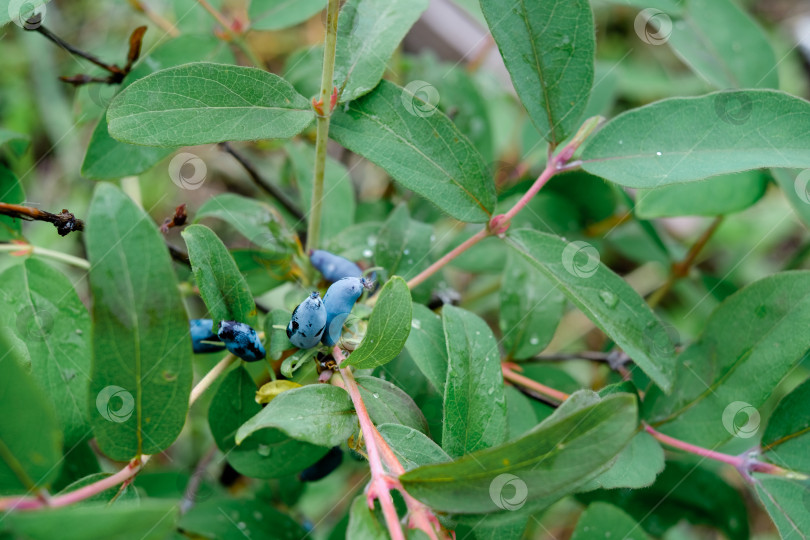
[406, 228, 489, 290]
[0, 354, 238, 512]
[643, 424, 789, 477]
[502, 365, 570, 403]
[334, 347, 405, 540]
[501, 158, 559, 223]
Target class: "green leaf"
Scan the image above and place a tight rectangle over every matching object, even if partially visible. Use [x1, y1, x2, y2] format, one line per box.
[0, 164, 24, 241]
[374, 204, 435, 301]
[403, 303, 447, 395]
[4, 501, 178, 540]
[590, 432, 664, 490]
[333, 0, 428, 102]
[761, 377, 810, 472]
[580, 459, 749, 540]
[264, 309, 294, 361]
[179, 497, 307, 539]
[330, 79, 496, 223]
[0, 127, 29, 155]
[644, 271, 810, 447]
[571, 503, 650, 540]
[400, 391, 637, 514]
[343, 277, 412, 369]
[182, 224, 257, 327]
[82, 34, 234, 180]
[285, 140, 355, 241]
[479, 0, 594, 145]
[581, 90, 810, 188]
[249, 0, 323, 30]
[0, 259, 91, 446]
[355, 376, 428, 434]
[500, 249, 565, 360]
[86, 183, 192, 461]
[0, 1, 49, 28]
[507, 229, 676, 393]
[377, 423, 451, 471]
[346, 494, 388, 540]
[635, 171, 767, 217]
[195, 193, 290, 252]
[0, 340, 62, 495]
[107, 62, 314, 146]
[667, 0, 778, 89]
[505, 386, 538, 440]
[209, 366, 327, 478]
[81, 120, 174, 180]
[441, 305, 507, 458]
[772, 168, 810, 229]
[753, 475, 810, 538]
[236, 384, 355, 447]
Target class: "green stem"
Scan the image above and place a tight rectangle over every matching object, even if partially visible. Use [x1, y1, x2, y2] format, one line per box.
[305, 0, 340, 254]
[0, 243, 90, 270]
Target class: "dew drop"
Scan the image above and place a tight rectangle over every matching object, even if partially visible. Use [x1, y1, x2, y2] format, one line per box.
[411, 319, 422, 330]
[656, 151, 663, 156]
[403, 249, 410, 255]
[372, 393, 380, 399]
[362, 249, 373, 258]
[257, 444, 271, 456]
[599, 290, 618, 309]
[253, 511, 262, 520]
[529, 336, 539, 345]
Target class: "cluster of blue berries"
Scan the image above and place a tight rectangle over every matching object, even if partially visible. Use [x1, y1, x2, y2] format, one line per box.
[190, 318, 265, 362]
[287, 250, 372, 349]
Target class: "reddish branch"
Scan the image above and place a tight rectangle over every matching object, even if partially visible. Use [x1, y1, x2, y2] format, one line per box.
[0, 202, 83, 236]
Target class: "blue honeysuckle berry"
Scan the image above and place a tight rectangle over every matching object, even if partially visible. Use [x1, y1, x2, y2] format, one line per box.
[309, 249, 363, 282]
[190, 318, 226, 353]
[217, 320, 266, 362]
[321, 276, 372, 346]
[287, 291, 327, 349]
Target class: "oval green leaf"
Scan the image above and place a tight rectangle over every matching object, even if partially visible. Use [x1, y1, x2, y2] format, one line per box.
[441, 305, 507, 458]
[354, 376, 428, 434]
[236, 384, 355, 447]
[0, 258, 91, 446]
[480, 0, 594, 145]
[182, 224, 257, 327]
[86, 183, 192, 461]
[343, 276, 412, 369]
[400, 391, 637, 514]
[507, 229, 676, 393]
[107, 62, 314, 146]
[330, 79, 496, 223]
[581, 90, 810, 188]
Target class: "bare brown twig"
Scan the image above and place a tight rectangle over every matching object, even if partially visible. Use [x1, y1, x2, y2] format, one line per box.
[0, 202, 83, 236]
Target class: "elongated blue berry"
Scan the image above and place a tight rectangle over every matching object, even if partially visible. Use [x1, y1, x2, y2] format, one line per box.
[190, 319, 226, 353]
[322, 277, 372, 346]
[218, 321, 266, 362]
[310, 249, 363, 282]
[287, 291, 327, 349]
